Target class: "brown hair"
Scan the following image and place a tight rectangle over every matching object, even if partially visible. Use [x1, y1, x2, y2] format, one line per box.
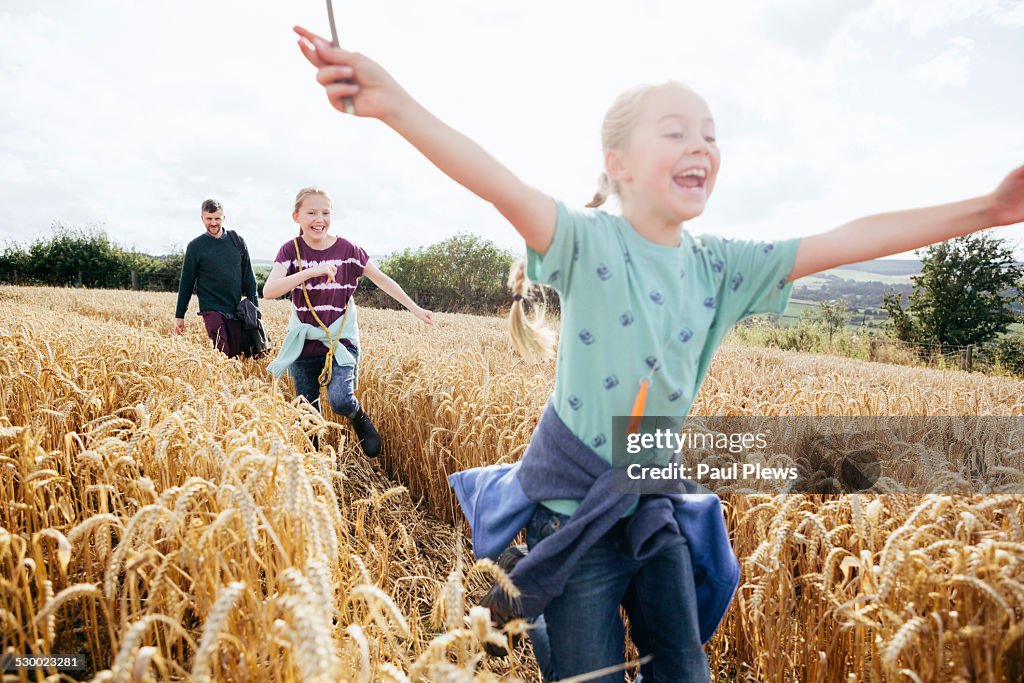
[201, 198, 223, 214]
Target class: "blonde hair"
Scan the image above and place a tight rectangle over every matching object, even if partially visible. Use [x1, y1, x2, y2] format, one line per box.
[507, 260, 555, 362]
[294, 186, 331, 212]
[585, 82, 689, 208]
[294, 186, 332, 235]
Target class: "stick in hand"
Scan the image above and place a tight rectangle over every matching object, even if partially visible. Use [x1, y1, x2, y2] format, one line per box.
[325, 0, 356, 114]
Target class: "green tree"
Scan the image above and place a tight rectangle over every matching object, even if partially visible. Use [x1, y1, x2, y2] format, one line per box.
[816, 299, 849, 350]
[25, 223, 125, 287]
[140, 251, 185, 291]
[0, 242, 31, 283]
[985, 334, 1024, 376]
[883, 233, 1024, 349]
[881, 291, 916, 343]
[0, 223, 175, 290]
[369, 233, 516, 313]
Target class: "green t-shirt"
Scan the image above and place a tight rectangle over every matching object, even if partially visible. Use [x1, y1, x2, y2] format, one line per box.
[527, 201, 800, 515]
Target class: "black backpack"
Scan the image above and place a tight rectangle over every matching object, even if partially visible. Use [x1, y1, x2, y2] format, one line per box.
[226, 230, 271, 358]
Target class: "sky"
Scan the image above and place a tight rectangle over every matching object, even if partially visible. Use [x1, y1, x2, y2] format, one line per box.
[1, 0, 1023, 262]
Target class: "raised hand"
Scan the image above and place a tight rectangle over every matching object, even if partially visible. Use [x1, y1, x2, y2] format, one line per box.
[294, 25, 406, 122]
[292, 24, 556, 254]
[986, 164, 1024, 227]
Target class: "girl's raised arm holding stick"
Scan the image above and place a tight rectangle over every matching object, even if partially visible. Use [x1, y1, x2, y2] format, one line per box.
[294, 23, 1023, 683]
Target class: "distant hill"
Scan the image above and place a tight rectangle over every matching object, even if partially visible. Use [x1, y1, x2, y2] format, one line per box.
[834, 258, 921, 277]
[796, 258, 919, 291]
[784, 257, 1023, 329]
[784, 258, 920, 326]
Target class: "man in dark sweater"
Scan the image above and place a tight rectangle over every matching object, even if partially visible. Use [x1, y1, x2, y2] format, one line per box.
[174, 199, 258, 358]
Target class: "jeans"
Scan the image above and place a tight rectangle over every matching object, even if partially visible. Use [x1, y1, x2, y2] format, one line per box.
[525, 505, 709, 683]
[289, 350, 359, 418]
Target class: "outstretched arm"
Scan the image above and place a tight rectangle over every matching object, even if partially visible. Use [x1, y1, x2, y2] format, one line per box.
[789, 164, 1024, 281]
[294, 26, 556, 255]
[362, 260, 433, 325]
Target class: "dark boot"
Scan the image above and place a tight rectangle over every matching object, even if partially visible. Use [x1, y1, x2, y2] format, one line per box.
[349, 409, 381, 457]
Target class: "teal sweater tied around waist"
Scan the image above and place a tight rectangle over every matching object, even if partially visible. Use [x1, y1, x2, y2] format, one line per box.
[266, 301, 360, 378]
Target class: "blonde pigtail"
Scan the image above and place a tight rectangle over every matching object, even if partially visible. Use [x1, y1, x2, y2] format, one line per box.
[507, 260, 555, 363]
[585, 172, 611, 208]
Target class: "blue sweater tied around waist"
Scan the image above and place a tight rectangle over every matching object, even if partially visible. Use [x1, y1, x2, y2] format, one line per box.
[447, 402, 739, 645]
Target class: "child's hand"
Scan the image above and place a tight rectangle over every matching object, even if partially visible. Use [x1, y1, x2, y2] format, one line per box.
[294, 25, 405, 122]
[316, 263, 337, 282]
[987, 164, 1024, 227]
[414, 306, 434, 325]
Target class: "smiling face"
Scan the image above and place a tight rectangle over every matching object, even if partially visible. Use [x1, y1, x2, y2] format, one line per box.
[293, 194, 332, 242]
[201, 209, 224, 237]
[607, 84, 720, 226]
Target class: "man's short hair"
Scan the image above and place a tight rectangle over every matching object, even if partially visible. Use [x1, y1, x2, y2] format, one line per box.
[201, 199, 223, 214]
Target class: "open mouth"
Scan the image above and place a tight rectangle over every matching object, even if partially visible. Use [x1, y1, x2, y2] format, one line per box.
[673, 167, 707, 193]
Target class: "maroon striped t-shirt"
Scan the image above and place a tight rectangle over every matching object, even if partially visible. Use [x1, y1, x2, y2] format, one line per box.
[274, 236, 368, 358]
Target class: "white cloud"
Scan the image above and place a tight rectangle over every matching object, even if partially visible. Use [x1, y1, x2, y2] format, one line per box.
[909, 36, 975, 87]
[759, 0, 872, 55]
[866, 0, 1024, 34]
[985, 0, 1024, 26]
[867, 0, 984, 35]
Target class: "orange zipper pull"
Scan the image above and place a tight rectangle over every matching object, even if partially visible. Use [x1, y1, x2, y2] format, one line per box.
[627, 378, 649, 435]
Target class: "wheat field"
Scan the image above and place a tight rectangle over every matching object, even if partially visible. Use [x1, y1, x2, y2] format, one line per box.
[1, 285, 1023, 682]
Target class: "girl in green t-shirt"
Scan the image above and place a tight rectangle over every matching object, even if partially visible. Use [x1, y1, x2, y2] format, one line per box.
[293, 23, 1024, 683]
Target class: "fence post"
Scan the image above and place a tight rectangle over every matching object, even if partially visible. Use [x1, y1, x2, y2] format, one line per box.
[77, 271, 83, 287]
[131, 270, 138, 290]
[966, 344, 974, 372]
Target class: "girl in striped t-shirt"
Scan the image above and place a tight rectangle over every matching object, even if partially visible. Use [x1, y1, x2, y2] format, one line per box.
[264, 186, 433, 456]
